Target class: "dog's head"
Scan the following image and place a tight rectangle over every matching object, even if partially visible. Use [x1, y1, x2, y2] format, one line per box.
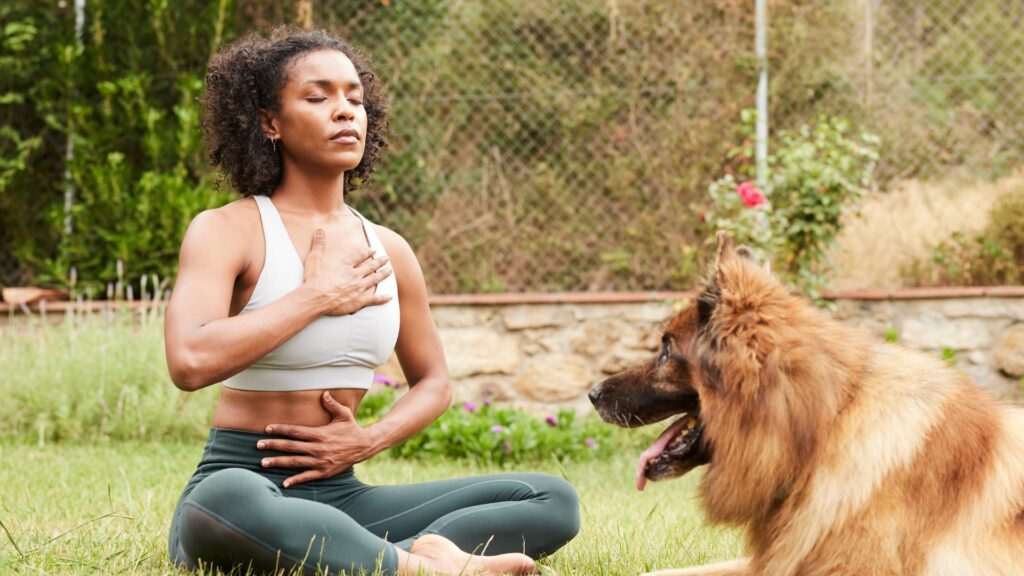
[589, 234, 801, 491]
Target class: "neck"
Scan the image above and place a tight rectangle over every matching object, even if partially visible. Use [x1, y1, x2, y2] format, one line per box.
[271, 162, 348, 216]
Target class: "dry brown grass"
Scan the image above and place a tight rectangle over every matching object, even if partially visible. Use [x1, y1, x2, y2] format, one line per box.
[827, 170, 1024, 290]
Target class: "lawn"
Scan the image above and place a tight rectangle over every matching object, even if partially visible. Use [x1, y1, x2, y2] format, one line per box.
[0, 313, 743, 574]
[0, 441, 743, 575]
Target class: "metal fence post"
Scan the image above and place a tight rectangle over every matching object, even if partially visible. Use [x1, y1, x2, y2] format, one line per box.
[755, 0, 769, 190]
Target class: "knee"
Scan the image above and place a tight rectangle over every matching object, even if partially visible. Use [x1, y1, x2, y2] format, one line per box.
[177, 469, 286, 570]
[532, 474, 581, 545]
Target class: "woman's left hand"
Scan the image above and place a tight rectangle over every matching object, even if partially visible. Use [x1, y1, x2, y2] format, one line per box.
[257, 392, 377, 488]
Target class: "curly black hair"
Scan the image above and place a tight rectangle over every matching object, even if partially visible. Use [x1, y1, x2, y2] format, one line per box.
[201, 28, 389, 197]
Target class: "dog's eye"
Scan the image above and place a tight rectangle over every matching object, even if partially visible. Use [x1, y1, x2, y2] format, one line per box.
[659, 335, 670, 363]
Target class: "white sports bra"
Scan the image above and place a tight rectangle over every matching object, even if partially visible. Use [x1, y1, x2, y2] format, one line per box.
[223, 195, 400, 391]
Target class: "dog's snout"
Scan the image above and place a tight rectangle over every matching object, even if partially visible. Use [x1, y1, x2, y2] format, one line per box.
[588, 385, 603, 406]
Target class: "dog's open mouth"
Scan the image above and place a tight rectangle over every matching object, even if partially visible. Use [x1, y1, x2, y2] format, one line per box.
[635, 412, 708, 491]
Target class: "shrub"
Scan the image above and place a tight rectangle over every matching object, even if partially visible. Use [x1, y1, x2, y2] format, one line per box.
[699, 112, 879, 291]
[903, 189, 1024, 286]
[366, 392, 615, 465]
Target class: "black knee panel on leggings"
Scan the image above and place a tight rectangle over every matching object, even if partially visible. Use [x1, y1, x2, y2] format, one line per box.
[178, 468, 306, 574]
[180, 503, 313, 575]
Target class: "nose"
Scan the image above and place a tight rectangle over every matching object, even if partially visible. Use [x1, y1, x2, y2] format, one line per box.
[333, 101, 356, 122]
[587, 385, 603, 406]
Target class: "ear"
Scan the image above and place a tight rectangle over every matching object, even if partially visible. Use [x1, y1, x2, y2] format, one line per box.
[715, 232, 735, 264]
[259, 109, 279, 141]
[735, 245, 772, 274]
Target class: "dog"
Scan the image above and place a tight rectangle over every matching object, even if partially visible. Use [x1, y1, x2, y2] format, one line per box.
[589, 234, 1024, 576]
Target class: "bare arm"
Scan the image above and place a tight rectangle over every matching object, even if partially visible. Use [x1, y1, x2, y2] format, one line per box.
[164, 207, 390, 391]
[361, 228, 451, 450]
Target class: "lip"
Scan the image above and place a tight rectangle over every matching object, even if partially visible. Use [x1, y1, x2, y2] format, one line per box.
[329, 128, 360, 144]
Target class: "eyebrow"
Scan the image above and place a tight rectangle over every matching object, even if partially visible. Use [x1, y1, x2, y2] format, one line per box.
[303, 79, 363, 90]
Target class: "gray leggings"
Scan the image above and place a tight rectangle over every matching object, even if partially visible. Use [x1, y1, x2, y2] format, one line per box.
[168, 428, 580, 575]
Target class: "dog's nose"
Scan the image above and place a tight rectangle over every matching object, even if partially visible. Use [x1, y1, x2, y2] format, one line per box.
[587, 386, 603, 406]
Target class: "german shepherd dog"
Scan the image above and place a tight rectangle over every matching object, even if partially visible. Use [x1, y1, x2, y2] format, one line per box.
[589, 235, 1024, 576]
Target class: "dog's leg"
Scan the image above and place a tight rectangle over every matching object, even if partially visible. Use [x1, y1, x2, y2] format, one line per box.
[642, 558, 750, 576]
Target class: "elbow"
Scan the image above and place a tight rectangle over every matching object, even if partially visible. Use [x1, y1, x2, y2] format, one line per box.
[436, 377, 453, 408]
[168, 350, 212, 392]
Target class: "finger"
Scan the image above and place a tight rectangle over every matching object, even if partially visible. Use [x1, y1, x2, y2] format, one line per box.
[363, 294, 393, 307]
[350, 247, 377, 268]
[304, 229, 326, 268]
[321, 391, 355, 421]
[256, 438, 317, 454]
[283, 470, 324, 489]
[360, 266, 393, 288]
[261, 455, 319, 470]
[265, 423, 322, 441]
[355, 255, 388, 277]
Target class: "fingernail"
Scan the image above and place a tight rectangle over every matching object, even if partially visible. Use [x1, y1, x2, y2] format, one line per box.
[262, 459, 270, 467]
[283, 481, 290, 488]
[257, 441, 265, 449]
[266, 426, 273, 433]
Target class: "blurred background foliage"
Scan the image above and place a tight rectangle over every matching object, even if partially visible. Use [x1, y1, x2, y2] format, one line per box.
[1, 0, 1022, 295]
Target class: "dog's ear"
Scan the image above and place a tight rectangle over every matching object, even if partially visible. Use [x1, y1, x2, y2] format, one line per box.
[714, 232, 735, 264]
[736, 244, 774, 275]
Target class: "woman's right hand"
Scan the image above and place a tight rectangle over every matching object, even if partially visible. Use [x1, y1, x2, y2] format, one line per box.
[303, 228, 393, 316]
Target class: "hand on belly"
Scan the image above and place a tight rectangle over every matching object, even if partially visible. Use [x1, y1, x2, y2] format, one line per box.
[255, 391, 377, 488]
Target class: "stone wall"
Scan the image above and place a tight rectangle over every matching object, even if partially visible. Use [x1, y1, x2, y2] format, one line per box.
[371, 290, 1024, 408]
[832, 292, 1024, 397]
[4, 289, 1023, 404]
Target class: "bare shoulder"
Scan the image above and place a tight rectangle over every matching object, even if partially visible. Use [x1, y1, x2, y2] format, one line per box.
[372, 223, 427, 294]
[179, 197, 259, 270]
[372, 223, 417, 266]
[187, 197, 258, 238]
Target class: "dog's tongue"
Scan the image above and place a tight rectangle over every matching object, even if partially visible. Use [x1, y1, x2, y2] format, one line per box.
[635, 416, 692, 492]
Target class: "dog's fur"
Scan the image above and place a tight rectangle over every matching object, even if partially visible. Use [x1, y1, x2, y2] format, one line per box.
[589, 236, 1024, 576]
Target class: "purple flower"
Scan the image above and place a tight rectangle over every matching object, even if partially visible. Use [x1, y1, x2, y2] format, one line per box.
[502, 440, 511, 454]
[463, 401, 478, 413]
[584, 438, 597, 449]
[544, 415, 559, 427]
[373, 374, 398, 388]
[490, 424, 506, 434]
[483, 398, 492, 406]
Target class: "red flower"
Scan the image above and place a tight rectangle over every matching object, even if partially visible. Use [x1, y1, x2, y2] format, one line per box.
[736, 182, 766, 208]
[699, 213, 706, 223]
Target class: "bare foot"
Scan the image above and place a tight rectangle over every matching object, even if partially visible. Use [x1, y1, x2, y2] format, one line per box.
[398, 534, 538, 575]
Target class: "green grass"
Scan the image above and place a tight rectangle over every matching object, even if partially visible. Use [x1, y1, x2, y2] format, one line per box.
[0, 312, 743, 574]
[0, 442, 743, 575]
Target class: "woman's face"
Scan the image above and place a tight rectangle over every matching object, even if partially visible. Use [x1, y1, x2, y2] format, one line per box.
[264, 49, 368, 176]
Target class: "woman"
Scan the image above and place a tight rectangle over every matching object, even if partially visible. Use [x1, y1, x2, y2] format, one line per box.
[163, 28, 579, 575]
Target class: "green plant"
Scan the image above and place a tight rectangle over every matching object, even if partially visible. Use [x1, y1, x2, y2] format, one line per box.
[387, 400, 615, 465]
[941, 347, 959, 367]
[884, 328, 899, 343]
[903, 189, 1024, 287]
[699, 112, 879, 291]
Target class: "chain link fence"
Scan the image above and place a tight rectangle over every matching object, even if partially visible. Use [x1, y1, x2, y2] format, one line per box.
[317, 0, 761, 293]
[771, 0, 1024, 182]
[314, 0, 1021, 293]
[8, 1, 1018, 294]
